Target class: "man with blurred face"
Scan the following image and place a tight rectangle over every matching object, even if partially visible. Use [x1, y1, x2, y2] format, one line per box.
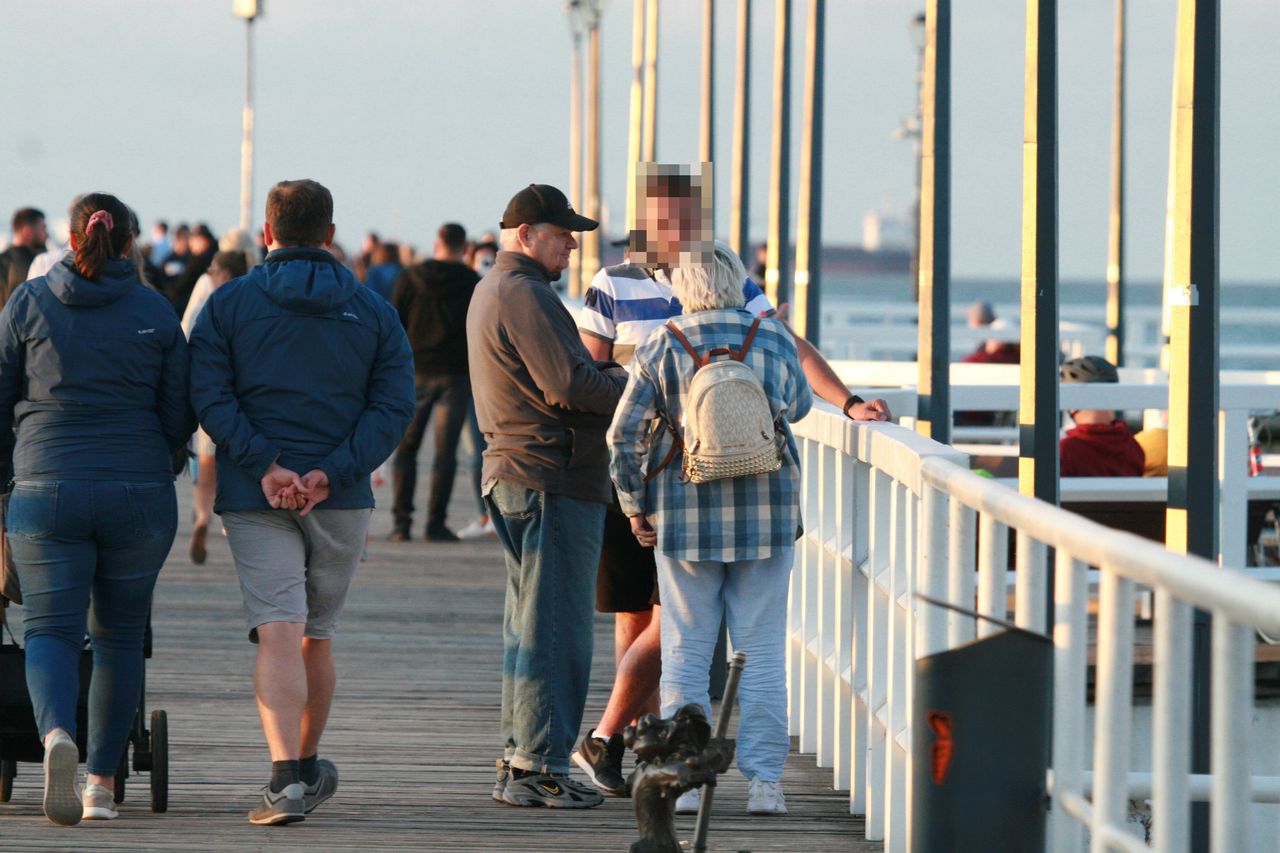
[467, 183, 626, 809]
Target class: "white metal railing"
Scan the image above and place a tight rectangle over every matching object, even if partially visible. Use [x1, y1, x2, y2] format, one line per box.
[833, 364, 1280, 569]
[787, 399, 1280, 852]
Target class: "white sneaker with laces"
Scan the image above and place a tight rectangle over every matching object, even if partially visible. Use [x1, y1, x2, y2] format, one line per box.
[457, 518, 496, 540]
[82, 782, 119, 820]
[747, 777, 787, 814]
[674, 787, 701, 814]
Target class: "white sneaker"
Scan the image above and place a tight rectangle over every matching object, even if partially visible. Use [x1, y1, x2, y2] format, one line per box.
[42, 730, 82, 826]
[674, 787, 701, 814]
[457, 518, 496, 540]
[82, 782, 119, 820]
[747, 777, 787, 815]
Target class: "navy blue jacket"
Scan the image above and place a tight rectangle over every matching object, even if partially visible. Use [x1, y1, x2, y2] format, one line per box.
[189, 248, 414, 512]
[0, 257, 195, 484]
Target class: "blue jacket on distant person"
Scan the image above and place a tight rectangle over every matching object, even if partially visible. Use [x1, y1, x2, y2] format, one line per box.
[0, 257, 195, 485]
[189, 247, 415, 512]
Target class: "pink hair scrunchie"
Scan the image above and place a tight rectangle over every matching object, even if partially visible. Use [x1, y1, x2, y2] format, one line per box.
[85, 210, 114, 234]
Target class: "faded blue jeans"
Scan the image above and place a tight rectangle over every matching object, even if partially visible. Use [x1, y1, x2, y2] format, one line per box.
[8, 479, 177, 776]
[485, 480, 604, 773]
[654, 547, 794, 782]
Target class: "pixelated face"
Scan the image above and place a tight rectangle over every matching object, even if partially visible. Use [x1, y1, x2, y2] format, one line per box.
[631, 162, 713, 269]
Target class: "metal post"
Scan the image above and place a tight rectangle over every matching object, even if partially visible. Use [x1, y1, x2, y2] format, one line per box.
[906, 15, 924, 304]
[642, 0, 659, 162]
[1104, 0, 1126, 365]
[1017, 0, 1059, 509]
[1159, 14, 1181, 367]
[729, 0, 752, 260]
[793, 0, 824, 345]
[626, 0, 645, 236]
[568, 23, 584, 296]
[914, 1, 950, 443]
[765, 0, 792, 307]
[239, 17, 255, 232]
[582, 17, 603, 285]
[1165, 2, 1220, 849]
[700, 0, 714, 165]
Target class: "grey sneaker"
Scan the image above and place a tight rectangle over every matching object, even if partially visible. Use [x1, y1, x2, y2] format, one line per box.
[303, 759, 338, 814]
[501, 771, 604, 809]
[248, 782, 305, 826]
[42, 730, 82, 826]
[492, 759, 510, 802]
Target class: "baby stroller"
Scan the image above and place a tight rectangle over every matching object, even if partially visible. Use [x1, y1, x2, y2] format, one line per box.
[0, 594, 170, 812]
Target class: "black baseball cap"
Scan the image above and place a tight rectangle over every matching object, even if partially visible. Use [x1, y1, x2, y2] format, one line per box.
[500, 184, 598, 232]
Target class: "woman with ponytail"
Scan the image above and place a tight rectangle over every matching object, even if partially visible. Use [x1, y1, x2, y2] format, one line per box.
[0, 192, 195, 825]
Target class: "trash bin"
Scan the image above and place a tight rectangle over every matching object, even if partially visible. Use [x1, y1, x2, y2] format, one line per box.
[912, 626, 1051, 853]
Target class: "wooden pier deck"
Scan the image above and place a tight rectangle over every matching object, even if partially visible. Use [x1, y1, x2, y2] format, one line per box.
[0, 475, 876, 851]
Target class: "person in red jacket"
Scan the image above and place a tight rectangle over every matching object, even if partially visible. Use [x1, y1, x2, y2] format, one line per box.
[1059, 356, 1145, 476]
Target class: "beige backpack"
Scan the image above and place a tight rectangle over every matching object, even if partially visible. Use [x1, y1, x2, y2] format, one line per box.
[648, 317, 784, 484]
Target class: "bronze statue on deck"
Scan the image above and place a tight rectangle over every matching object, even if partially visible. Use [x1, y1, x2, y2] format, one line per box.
[625, 652, 746, 853]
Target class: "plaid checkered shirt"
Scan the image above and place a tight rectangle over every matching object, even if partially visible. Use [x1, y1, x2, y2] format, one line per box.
[608, 308, 813, 562]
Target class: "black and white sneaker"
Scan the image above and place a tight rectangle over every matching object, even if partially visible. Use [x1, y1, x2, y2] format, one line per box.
[571, 729, 628, 797]
[248, 782, 305, 826]
[501, 771, 604, 809]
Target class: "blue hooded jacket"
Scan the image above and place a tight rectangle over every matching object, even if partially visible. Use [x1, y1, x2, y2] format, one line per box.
[189, 247, 415, 512]
[0, 257, 195, 484]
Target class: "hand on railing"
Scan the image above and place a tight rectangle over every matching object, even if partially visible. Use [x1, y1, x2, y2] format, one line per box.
[848, 397, 893, 422]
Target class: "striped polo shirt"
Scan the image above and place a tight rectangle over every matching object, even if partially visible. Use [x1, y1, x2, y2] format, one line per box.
[579, 261, 774, 365]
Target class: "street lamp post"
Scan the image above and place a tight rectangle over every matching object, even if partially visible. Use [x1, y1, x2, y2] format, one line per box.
[567, 2, 587, 296]
[233, 0, 263, 234]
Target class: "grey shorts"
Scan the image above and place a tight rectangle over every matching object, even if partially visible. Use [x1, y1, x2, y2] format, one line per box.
[222, 508, 372, 643]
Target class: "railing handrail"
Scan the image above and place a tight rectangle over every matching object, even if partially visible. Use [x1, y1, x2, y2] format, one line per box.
[788, 398, 1280, 851]
[918, 453, 1280, 635]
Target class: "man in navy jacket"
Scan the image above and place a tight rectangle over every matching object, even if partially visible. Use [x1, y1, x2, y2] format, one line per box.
[190, 179, 414, 825]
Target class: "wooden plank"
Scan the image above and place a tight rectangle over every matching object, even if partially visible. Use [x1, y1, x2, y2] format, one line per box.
[0, 461, 877, 851]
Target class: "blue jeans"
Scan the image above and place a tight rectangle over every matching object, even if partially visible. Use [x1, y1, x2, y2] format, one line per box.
[654, 547, 794, 782]
[459, 404, 487, 517]
[392, 374, 472, 532]
[485, 480, 604, 773]
[8, 479, 177, 776]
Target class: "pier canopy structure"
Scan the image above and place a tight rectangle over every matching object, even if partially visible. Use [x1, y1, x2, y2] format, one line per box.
[581, 0, 1277, 850]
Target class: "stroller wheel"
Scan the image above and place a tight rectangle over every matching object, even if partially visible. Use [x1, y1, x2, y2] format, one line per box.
[150, 710, 168, 813]
[114, 749, 127, 804]
[1, 759, 15, 802]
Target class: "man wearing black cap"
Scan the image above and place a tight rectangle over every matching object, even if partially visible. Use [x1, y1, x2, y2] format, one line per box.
[467, 184, 626, 808]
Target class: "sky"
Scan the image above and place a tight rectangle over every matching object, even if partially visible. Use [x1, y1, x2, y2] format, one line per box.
[1, 0, 1276, 283]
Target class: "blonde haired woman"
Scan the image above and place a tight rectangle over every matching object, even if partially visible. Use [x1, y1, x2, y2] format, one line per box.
[607, 244, 811, 815]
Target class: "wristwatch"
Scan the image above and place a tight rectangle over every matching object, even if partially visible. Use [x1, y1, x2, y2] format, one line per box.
[842, 394, 865, 418]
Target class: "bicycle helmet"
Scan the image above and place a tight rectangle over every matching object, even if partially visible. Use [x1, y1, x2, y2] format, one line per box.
[1059, 355, 1118, 384]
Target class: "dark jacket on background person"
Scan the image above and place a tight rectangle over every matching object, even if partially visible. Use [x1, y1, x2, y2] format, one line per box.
[0, 257, 195, 484]
[466, 250, 625, 505]
[189, 247, 415, 513]
[391, 259, 479, 376]
[167, 246, 215, 318]
[0, 244, 44, 309]
[364, 262, 402, 303]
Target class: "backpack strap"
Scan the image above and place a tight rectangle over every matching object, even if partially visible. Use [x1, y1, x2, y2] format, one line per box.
[665, 321, 706, 368]
[643, 418, 685, 483]
[731, 317, 763, 362]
